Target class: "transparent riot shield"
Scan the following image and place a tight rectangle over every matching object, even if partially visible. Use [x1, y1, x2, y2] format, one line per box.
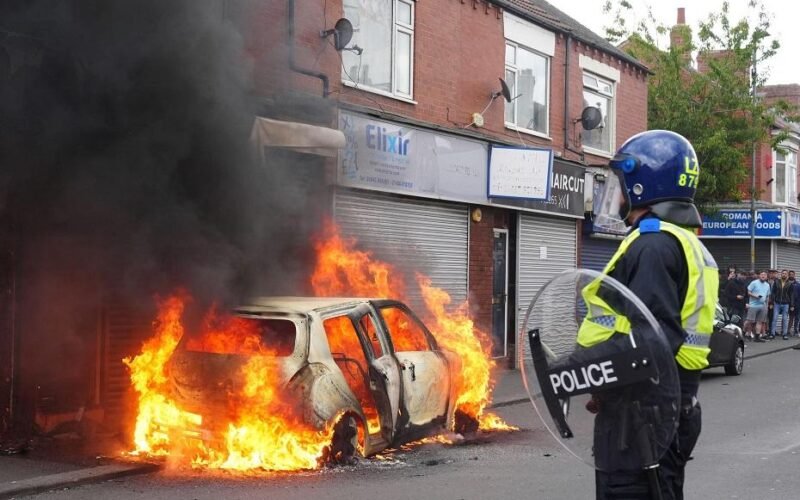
[519, 269, 680, 473]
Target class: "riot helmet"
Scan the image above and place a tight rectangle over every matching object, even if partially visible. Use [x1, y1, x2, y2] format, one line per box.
[594, 130, 702, 230]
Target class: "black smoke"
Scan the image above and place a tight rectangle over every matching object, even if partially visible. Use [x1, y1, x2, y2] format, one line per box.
[0, 0, 326, 427]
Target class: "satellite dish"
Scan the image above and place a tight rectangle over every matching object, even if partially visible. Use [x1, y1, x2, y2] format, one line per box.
[321, 18, 354, 51]
[580, 106, 603, 130]
[495, 78, 512, 102]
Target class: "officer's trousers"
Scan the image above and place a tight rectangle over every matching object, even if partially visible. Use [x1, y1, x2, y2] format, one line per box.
[595, 401, 702, 500]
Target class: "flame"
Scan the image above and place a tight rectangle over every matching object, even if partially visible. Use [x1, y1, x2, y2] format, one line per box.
[125, 220, 514, 473]
[311, 220, 405, 299]
[417, 276, 514, 431]
[125, 294, 338, 471]
[311, 221, 513, 431]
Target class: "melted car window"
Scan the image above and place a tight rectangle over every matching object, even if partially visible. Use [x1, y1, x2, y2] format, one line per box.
[380, 306, 430, 352]
[324, 316, 369, 368]
[359, 314, 384, 358]
[323, 315, 381, 434]
[183, 317, 296, 356]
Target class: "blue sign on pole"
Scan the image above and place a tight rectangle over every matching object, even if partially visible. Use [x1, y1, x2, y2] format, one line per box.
[700, 210, 783, 238]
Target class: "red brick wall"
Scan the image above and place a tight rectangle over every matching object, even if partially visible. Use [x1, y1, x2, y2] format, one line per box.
[468, 206, 510, 342]
[244, 1, 648, 155]
[763, 84, 800, 108]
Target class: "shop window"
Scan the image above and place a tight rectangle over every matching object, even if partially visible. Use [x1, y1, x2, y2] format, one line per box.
[342, 0, 414, 100]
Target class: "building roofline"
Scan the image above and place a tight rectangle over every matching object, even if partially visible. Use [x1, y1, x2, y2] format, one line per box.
[490, 0, 651, 74]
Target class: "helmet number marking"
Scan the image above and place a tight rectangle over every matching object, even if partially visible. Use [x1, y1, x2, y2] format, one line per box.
[679, 156, 700, 188]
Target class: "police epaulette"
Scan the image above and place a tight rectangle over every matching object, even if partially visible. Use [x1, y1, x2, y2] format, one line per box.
[639, 218, 661, 233]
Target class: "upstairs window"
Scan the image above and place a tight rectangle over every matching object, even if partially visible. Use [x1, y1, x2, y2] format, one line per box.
[504, 42, 549, 136]
[774, 148, 798, 205]
[582, 72, 615, 154]
[342, 0, 414, 100]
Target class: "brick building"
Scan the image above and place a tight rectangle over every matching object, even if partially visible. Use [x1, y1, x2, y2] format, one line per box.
[0, 0, 651, 439]
[243, 0, 649, 365]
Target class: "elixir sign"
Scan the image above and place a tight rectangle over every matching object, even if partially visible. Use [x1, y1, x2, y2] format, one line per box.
[699, 210, 783, 238]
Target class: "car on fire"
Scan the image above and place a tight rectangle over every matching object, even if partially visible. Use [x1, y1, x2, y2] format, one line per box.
[165, 297, 468, 462]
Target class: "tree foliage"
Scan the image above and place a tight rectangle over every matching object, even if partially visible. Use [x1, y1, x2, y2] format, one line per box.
[602, 0, 796, 208]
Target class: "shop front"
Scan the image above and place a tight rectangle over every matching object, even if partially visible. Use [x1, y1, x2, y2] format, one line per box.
[337, 111, 584, 364]
[698, 209, 782, 272]
[489, 158, 584, 363]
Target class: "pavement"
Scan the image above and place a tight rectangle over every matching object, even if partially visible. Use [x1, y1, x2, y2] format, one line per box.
[0, 338, 796, 499]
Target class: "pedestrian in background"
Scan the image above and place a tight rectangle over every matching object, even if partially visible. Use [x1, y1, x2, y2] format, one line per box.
[789, 270, 798, 336]
[724, 270, 747, 327]
[766, 269, 777, 334]
[770, 269, 793, 340]
[746, 271, 771, 342]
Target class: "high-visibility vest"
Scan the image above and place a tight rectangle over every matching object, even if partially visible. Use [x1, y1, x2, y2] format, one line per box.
[577, 218, 719, 370]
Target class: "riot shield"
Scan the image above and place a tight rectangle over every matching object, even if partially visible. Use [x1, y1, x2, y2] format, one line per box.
[519, 269, 680, 473]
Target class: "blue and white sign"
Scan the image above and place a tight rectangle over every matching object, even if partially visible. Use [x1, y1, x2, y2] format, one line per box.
[787, 210, 800, 240]
[338, 112, 488, 203]
[700, 210, 783, 238]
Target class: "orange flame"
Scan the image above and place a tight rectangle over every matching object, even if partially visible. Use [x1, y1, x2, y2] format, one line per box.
[126, 220, 514, 473]
[311, 222, 513, 431]
[125, 294, 338, 471]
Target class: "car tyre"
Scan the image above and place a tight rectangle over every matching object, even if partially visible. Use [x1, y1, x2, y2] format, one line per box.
[724, 344, 744, 376]
[323, 413, 361, 466]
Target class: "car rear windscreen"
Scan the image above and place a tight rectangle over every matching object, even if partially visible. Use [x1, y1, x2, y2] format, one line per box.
[183, 317, 297, 356]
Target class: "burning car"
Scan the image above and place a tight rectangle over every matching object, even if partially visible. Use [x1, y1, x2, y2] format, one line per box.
[163, 296, 468, 463]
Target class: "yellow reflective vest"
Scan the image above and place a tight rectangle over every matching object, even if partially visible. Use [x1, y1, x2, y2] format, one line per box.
[578, 218, 718, 370]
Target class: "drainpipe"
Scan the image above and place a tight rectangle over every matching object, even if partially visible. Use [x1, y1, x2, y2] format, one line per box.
[287, 0, 329, 97]
[562, 35, 585, 162]
[564, 35, 571, 151]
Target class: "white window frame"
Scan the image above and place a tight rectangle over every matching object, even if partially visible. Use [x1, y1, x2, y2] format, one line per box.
[504, 41, 551, 138]
[772, 146, 799, 206]
[581, 71, 616, 156]
[341, 0, 415, 103]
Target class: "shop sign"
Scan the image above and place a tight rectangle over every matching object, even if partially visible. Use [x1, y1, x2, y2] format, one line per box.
[488, 145, 552, 200]
[338, 112, 487, 204]
[699, 209, 783, 238]
[495, 161, 586, 217]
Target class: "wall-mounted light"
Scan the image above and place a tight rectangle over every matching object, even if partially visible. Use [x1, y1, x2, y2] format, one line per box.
[471, 207, 483, 223]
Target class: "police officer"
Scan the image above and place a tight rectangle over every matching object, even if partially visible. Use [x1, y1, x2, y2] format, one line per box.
[588, 130, 718, 499]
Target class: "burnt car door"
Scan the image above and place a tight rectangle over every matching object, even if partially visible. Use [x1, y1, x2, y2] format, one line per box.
[373, 301, 450, 432]
[349, 305, 402, 445]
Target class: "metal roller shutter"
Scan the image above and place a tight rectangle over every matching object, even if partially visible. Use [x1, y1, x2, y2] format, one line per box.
[517, 214, 577, 360]
[701, 239, 771, 272]
[333, 189, 468, 309]
[580, 236, 621, 272]
[775, 241, 800, 273]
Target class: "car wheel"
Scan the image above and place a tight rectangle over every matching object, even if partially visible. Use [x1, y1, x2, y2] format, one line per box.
[323, 414, 361, 466]
[724, 344, 744, 376]
[453, 408, 479, 435]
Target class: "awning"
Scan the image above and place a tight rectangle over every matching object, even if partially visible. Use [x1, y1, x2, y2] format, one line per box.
[249, 116, 346, 158]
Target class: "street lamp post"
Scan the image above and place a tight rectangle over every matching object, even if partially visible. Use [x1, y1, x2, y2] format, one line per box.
[750, 47, 758, 273]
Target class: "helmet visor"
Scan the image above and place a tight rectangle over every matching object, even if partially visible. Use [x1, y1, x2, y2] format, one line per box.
[593, 171, 629, 233]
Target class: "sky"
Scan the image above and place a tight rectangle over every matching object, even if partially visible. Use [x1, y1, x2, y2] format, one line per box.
[547, 0, 799, 85]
